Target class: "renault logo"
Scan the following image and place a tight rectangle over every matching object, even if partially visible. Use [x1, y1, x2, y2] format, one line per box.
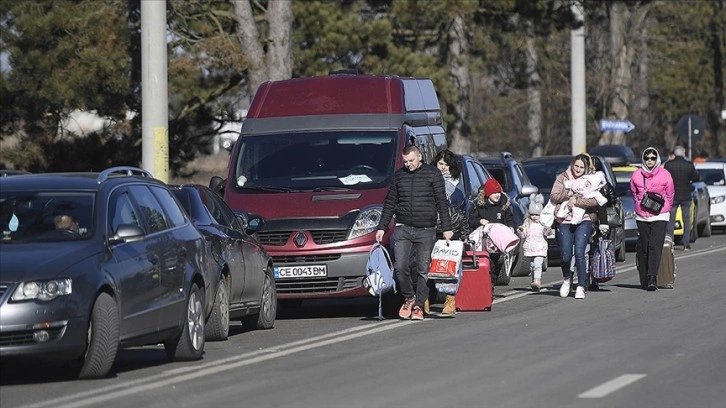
[294, 231, 307, 247]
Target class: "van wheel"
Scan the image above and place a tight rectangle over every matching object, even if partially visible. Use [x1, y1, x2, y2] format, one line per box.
[512, 247, 530, 277]
[616, 241, 626, 262]
[205, 275, 230, 341]
[78, 293, 119, 379]
[495, 255, 512, 286]
[241, 267, 276, 330]
[165, 284, 205, 361]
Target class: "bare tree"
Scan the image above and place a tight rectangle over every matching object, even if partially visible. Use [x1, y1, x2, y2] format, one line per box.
[447, 13, 471, 154]
[231, 0, 293, 96]
[600, 1, 651, 146]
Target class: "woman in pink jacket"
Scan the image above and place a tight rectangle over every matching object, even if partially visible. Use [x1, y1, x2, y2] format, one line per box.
[630, 147, 675, 291]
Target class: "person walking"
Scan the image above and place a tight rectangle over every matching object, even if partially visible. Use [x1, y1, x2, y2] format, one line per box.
[376, 145, 453, 320]
[517, 193, 550, 292]
[550, 154, 598, 299]
[631, 147, 674, 291]
[468, 178, 515, 292]
[430, 149, 466, 316]
[663, 145, 699, 250]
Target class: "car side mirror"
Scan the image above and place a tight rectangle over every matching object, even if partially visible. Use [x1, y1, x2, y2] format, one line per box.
[209, 176, 226, 197]
[246, 214, 265, 234]
[519, 184, 539, 198]
[109, 224, 145, 244]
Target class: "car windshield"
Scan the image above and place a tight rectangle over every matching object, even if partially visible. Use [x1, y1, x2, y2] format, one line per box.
[696, 169, 725, 186]
[232, 130, 398, 191]
[0, 191, 95, 243]
[522, 160, 570, 193]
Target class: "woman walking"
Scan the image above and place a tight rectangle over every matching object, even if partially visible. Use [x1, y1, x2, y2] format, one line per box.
[550, 154, 598, 299]
[630, 147, 674, 291]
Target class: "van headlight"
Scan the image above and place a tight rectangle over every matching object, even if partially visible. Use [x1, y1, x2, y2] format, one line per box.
[11, 279, 72, 302]
[348, 206, 382, 240]
[711, 195, 725, 204]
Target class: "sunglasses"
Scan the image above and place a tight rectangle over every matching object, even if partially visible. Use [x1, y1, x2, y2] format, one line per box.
[644, 155, 657, 161]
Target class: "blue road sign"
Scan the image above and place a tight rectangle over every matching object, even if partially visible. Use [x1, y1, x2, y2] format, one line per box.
[599, 119, 635, 133]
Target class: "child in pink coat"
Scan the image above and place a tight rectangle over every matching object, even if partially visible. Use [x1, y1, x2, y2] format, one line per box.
[517, 194, 551, 292]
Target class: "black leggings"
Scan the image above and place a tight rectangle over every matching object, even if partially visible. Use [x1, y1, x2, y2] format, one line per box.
[636, 220, 667, 280]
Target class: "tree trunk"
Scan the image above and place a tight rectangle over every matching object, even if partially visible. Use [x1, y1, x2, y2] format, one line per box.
[526, 24, 543, 158]
[601, 1, 650, 146]
[232, 0, 293, 97]
[446, 14, 471, 155]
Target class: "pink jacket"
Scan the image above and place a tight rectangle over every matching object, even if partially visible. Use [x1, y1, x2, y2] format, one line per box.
[519, 218, 549, 257]
[630, 166, 674, 219]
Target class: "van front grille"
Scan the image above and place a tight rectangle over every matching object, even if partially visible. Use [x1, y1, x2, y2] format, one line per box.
[272, 254, 341, 263]
[258, 230, 349, 246]
[276, 277, 361, 294]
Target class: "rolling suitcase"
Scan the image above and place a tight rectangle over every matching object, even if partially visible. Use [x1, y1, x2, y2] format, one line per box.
[657, 243, 675, 288]
[456, 244, 492, 311]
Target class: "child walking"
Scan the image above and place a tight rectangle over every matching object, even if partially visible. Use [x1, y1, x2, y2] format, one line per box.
[517, 194, 551, 292]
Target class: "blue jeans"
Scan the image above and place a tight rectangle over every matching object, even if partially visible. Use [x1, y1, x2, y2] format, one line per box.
[556, 221, 593, 287]
[667, 199, 692, 245]
[392, 224, 436, 309]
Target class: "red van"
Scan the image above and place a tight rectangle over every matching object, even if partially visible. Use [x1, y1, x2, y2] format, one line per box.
[221, 73, 447, 301]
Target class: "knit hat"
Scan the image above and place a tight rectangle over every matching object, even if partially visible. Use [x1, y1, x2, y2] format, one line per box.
[528, 193, 544, 215]
[483, 178, 502, 197]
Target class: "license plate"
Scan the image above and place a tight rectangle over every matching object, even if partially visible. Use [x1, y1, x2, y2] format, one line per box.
[274, 265, 327, 279]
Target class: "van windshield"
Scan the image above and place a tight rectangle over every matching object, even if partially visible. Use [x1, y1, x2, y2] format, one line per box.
[232, 131, 398, 191]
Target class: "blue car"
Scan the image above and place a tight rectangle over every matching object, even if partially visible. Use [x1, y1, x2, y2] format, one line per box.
[1, 168, 207, 379]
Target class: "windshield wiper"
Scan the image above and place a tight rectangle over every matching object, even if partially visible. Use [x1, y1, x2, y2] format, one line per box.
[239, 186, 299, 192]
[311, 186, 352, 192]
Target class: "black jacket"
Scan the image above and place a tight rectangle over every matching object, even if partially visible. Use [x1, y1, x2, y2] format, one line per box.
[378, 163, 452, 231]
[663, 157, 699, 201]
[468, 194, 514, 231]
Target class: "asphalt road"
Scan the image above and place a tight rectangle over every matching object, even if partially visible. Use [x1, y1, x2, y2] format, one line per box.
[2, 233, 725, 408]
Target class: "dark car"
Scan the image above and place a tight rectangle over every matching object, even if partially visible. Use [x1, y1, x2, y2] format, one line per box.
[522, 155, 626, 264]
[171, 185, 276, 341]
[478, 152, 539, 278]
[0, 167, 207, 379]
[0, 169, 31, 177]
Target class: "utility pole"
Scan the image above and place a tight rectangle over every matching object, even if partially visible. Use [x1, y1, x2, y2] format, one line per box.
[141, 0, 169, 182]
[571, 1, 587, 155]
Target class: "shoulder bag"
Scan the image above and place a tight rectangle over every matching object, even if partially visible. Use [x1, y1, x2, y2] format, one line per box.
[640, 173, 665, 215]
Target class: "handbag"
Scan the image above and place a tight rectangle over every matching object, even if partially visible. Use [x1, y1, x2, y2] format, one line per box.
[539, 201, 556, 227]
[640, 174, 665, 215]
[429, 239, 464, 280]
[606, 206, 622, 227]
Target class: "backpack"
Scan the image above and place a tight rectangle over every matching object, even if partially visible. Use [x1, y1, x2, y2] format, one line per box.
[363, 243, 396, 320]
[589, 238, 616, 283]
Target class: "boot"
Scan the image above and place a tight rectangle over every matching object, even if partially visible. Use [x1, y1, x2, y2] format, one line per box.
[423, 298, 430, 315]
[442, 295, 456, 315]
[530, 278, 541, 292]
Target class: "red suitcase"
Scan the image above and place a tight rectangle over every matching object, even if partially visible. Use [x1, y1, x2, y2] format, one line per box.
[456, 246, 492, 311]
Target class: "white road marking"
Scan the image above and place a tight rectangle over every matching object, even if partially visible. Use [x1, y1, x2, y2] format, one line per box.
[578, 374, 647, 398]
[18, 319, 425, 408]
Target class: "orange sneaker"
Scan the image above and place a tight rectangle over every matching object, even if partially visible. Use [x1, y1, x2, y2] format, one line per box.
[399, 297, 414, 319]
[411, 306, 424, 320]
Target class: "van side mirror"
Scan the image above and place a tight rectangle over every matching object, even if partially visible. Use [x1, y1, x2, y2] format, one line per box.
[209, 176, 226, 197]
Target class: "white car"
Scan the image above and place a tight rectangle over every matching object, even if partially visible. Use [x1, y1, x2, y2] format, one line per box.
[696, 162, 726, 231]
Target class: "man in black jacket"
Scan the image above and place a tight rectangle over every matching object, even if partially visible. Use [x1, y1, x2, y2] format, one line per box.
[376, 145, 453, 320]
[663, 145, 700, 250]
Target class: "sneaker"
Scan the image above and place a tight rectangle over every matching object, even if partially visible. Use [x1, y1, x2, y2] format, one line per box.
[684, 245, 691, 251]
[399, 297, 415, 319]
[575, 286, 586, 299]
[530, 279, 541, 292]
[647, 276, 658, 291]
[559, 279, 571, 298]
[411, 306, 424, 320]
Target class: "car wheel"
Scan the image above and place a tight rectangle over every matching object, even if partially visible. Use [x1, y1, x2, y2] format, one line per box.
[77, 293, 120, 379]
[164, 283, 205, 361]
[699, 216, 712, 237]
[690, 220, 697, 243]
[241, 266, 277, 330]
[495, 254, 512, 286]
[205, 274, 230, 341]
[616, 240, 626, 262]
[511, 247, 530, 277]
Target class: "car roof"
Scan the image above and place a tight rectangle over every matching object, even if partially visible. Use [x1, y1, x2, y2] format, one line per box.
[522, 155, 573, 163]
[695, 162, 726, 169]
[0, 167, 160, 191]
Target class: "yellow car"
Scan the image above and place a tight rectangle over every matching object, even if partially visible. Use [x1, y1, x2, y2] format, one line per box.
[612, 166, 695, 246]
